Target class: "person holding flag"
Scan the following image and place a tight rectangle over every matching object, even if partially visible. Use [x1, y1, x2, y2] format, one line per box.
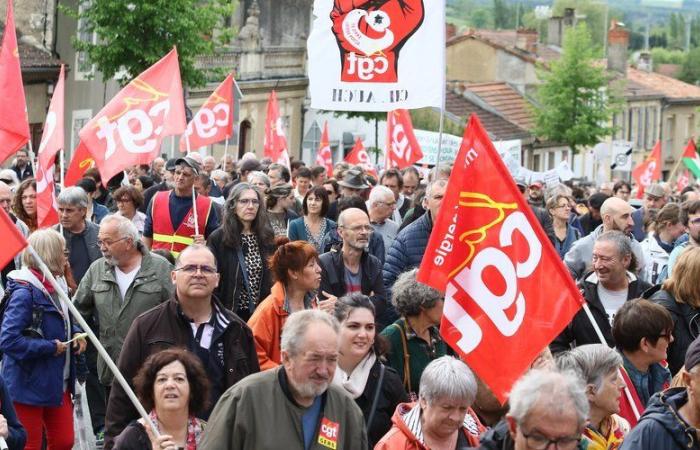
[143, 157, 218, 257]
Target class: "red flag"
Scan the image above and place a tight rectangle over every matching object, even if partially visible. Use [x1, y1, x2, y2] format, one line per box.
[264, 90, 290, 168]
[417, 114, 584, 402]
[386, 109, 423, 169]
[345, 137, 377, 177]
[0, 208, 28, 270]
[64, 142, 95, 187]
[677, 169, 690, 193]
[682, 139, 697, 159]
[180, 72, 235, 152]
[632, 141, 662, 198]
[0, 0, 30, 164]
[315, 122, 333, 177]
[79, 48, 186, 185]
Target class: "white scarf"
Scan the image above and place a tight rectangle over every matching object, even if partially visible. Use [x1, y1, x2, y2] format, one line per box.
[332, 352, 376, 399]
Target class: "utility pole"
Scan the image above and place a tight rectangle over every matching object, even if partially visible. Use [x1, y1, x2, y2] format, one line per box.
[686, 14, 692, 51]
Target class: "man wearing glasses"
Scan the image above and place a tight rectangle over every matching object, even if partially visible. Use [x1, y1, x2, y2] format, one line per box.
[103, 244, 259, 449]
[143, 157, 219, 257]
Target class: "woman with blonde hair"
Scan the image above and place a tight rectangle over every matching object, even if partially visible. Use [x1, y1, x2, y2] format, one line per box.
[650, 247, 700, 374]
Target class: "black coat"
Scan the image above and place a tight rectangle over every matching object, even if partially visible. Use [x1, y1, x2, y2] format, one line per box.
[550, 272, 652, 354]
[355, 360, 408, 448]
[648, 287, 699, 375]
[319, 249, 388, 329]
[207, 227, 274, 318]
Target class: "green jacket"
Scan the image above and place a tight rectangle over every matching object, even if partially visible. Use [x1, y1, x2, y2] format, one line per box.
[199, 366, 367, 450]
[72, 246, 173, 385]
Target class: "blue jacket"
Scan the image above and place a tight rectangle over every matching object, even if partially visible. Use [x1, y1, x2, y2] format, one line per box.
[287, 217, 337, 249]
[0, 268, 81, 407]
[631, 207, 646, 242]
[620, 387, 700, 450]
[0, 376, 26, 450]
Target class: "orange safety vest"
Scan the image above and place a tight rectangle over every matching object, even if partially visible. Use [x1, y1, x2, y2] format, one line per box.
[151, 190, 212, 257]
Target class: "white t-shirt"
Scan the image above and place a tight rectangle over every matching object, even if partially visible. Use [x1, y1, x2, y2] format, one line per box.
[597, 284, 628, 324]
[115, 265, 140, 301]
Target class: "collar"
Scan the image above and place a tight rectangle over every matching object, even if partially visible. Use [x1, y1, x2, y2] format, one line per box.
[278, 366, 327, 409]
[282, 287, 316, 314]
[584, 271, 637, 285]
[176, 298, 231, 331]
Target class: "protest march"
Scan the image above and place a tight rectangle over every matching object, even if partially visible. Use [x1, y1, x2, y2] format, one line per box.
[1, 0, 700, 449]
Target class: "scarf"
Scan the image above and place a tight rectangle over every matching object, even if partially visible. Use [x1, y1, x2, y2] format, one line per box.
[332, 352, 376, 399]
[29, 268, 56, 294]
[581, 415, 629, 450]
[400, 403, 483, 446]
[148, 410, 204, 450]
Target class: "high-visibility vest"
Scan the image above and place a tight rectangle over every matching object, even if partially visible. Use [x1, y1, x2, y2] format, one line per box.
[151, 190, 212, 257]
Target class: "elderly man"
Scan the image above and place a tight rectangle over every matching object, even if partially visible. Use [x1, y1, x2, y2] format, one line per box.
[203, 155, 216, 175]
[104, 244, 259, 449]
[552, 231, 652, 353]
[384, 179, 447, 304]
[368, 185, 399, 254]
[0, 182, 28, 285]
[319, 208, 387, 326]
[381, 168, 410, 222]
[620, 336, 700, 449]
[143, 157, 219, 256]
[57, 186, 101, 286]
[564, 197, 645, 280]
[631, 183, 667, 241]
[199, 309, 367, 450]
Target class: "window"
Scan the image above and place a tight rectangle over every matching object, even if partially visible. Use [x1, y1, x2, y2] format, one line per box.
[688, 114, 695, 140]
[533, 154, 541, 172]
[302, 121, 322, 164]
[627, 108, 633, 142]
[665, 115, 675, 154]
[647, 106, 657, 149]
[636, 107, 645, 148]
[75, 2, 97, 80]
[71, 110, 92, 151]
[547, 151, 555, 170]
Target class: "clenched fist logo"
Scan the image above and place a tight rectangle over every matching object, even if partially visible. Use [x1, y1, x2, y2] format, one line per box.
[330, 0, 425, 83]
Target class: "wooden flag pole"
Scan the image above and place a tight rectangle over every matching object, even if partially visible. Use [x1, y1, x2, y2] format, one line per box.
[26, 245, 161, 438]
[582, 303, 641, 420]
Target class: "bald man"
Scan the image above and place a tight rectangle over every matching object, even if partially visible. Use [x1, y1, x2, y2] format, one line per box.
[564, 197, 646, 280]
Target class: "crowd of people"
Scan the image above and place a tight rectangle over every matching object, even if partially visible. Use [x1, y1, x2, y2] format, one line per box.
[0, 149, 699, 450]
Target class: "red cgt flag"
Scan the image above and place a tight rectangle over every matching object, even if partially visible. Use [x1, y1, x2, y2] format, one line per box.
[79, 48, 186, 185]
[0, 0, 30, 164]
[180, 72, 235, 152]
[0, 208, 27, 270]
[315, 121, 333, 177]
[264, 90, 290, 168]
[345, 137, 377, 177]
[417, 114, 584, 402]
[36, 64, 65, 229]
[64, 141, 95, 187]
[386, 109, 423, 169]
[632, 141, 662, 198]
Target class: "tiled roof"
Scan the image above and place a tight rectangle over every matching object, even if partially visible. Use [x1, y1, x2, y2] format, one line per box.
[448, 29, 561, 64]
[657, 64, 681, 79]
[465, 82, 536, 130]
[0, 23, 62, 70]
[627, 67, 700, 100]
[445, 89, 530, 141]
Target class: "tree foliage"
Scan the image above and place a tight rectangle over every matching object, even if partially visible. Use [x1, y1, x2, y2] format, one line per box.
[534, 23, 621, 154]
[62, 0, 235, 87]
[679, 46, 700, 84]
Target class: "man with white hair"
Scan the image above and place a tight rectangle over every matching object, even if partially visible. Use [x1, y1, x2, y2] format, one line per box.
[200, 309, 367, 450]
[203, 155, 216, 175]
[57, 186, 101, 285]
[368, 185, 399, 254]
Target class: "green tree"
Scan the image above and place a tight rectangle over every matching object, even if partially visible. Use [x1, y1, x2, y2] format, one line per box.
[533, 23, 621, 154]
[679, 47, 700, 85]
[63, 0, 235, 87]
[493, 0, 511, 29]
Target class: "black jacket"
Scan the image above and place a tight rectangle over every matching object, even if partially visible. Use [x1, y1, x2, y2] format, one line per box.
[207, 227, 274, 318]
[319, 249, 388, 328]
[550, 272, 652, 354]
[104, 296, 259, 450]
[355, 360, 408, 448]
[648, 287, 699, 375]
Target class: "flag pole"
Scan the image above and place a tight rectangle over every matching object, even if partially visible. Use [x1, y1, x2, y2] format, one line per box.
[25, 245, 161, 438]
[582, 303, 641, 420]
[27, 140, 37, 180]
[434, 1, 447, 178]
[184, 133, 200, 236]
[59, 149, 65, 189]
[223, 137, 229, 169]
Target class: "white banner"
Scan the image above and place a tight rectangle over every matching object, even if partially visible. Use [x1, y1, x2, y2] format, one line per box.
[308, 0, 445, 111]
[414, 129, 461, 165]
[611, 140, 633, 171]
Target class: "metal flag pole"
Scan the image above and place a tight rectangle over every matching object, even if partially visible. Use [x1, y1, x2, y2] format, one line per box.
[581, 303, 641, 420]
[60, 149, 65, 190]
[26, 245, 161, 438]
[223, 137, 229, 170]
[434, 1, 447, 179]
[192, 185, 199, 236]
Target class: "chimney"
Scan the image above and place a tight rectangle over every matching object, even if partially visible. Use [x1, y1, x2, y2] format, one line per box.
[515, 28, 538, 53]
[638, 51, 652, 72]
[563, 8, 575, 27]
[446, 23, 457, 41]
[547, 16, 563, 46]
[607, 21, 629, 74]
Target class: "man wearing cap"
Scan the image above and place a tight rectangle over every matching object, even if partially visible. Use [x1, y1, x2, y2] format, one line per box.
[620, 336, 700, 449]
[527, 180, 546, 208]
[142, 157, 219, 257]
[326, 168, 370, 221]
[631, 183, 667, 242]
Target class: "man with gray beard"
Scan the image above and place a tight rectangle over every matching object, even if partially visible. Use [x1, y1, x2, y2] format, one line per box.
[319, 208, 388, 328]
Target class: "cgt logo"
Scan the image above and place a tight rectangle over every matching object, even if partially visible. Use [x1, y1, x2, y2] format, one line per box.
[330, 0, 425, 83]
[318, 418, 339, 449]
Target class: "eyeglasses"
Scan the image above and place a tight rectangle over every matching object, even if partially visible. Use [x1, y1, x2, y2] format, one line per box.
[341, 224, 373, 233]
[237, 198, 260, 206]
[174, 264, 217, 275]
[96, 237, 128, 248]
[521, 431, 581, 450]
[555, 204, 571, 209]
[377, 201, 397, 207]
[689, 218, 700, 226]
[618, 191, 631, 195]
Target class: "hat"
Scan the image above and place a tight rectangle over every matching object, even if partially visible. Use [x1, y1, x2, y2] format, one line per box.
[338, 169, 370, 190]
[239, 159, 261, 174]
[529, 181, 543, 189]
[645, 183, 665, 199]
[76, 177, 97, 194]
[165, 158, 178, 171]
[686, 336, 700, 371]
[174, 157, 201, 175]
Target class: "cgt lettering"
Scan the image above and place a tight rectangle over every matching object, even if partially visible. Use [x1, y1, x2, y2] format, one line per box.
[346, 52, 388, 81]
[332, 89, 376, 104]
